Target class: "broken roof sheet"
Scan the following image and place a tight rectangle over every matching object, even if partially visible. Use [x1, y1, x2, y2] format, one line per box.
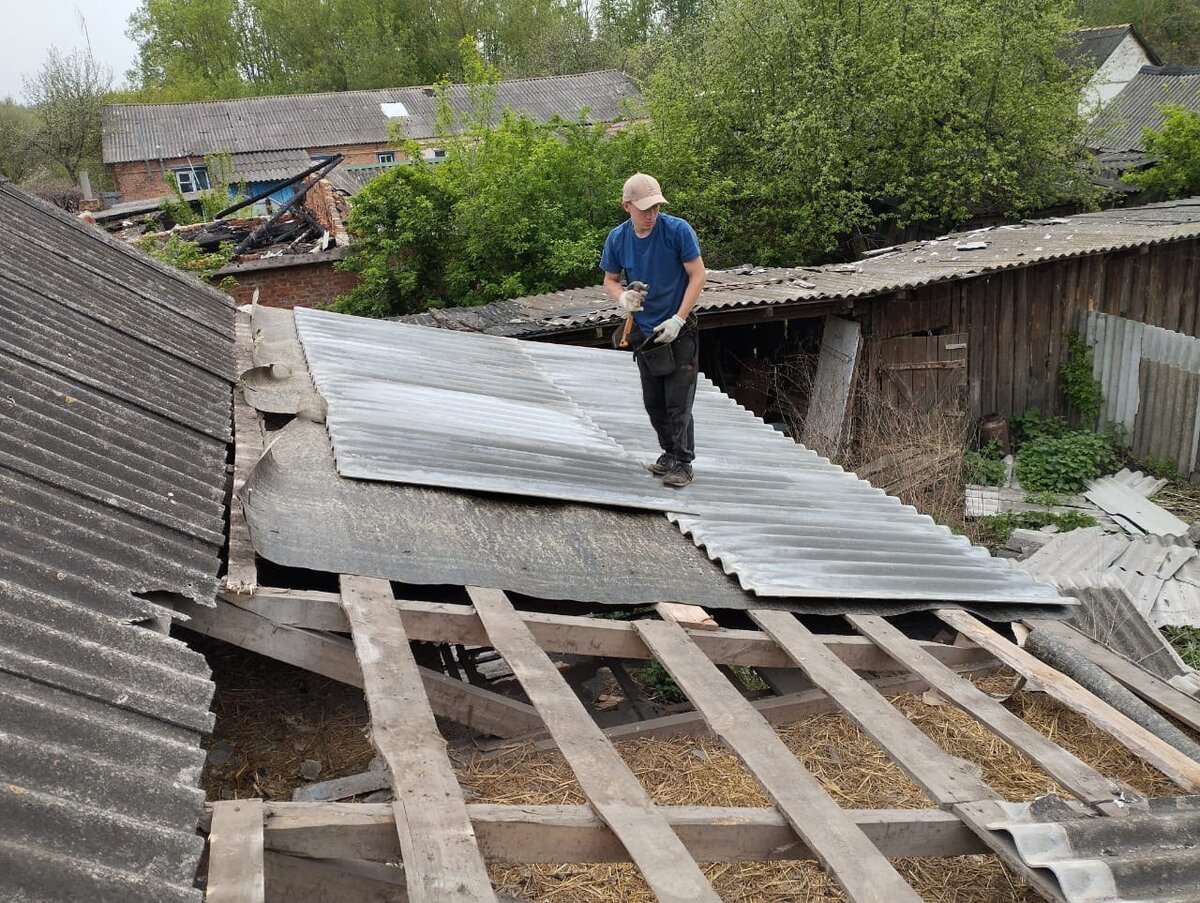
[968, 794, 1200, 903]
[103, 70, 639, 163]
[1089, 66, 1200, 152]
[396, 199, 1200, 339]
[285, 307, 1068, 610]
[293, 306, 693, 512]
[0, 180, 234, 903]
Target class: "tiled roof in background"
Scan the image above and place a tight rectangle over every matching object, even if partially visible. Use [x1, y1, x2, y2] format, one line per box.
[103, 70, 641, 163]
[0, 181, 235, 902]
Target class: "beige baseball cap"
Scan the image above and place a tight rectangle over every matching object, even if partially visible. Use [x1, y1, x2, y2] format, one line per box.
[622, 172, 668, 210]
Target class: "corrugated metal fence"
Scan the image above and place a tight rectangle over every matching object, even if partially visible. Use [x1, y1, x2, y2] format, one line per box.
[1083, 311, 1200, 477]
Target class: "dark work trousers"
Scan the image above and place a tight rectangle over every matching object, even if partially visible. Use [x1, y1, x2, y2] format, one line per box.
[635, 318, 699, 464]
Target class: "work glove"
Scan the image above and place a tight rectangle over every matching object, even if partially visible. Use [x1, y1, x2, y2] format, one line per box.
[619, 287, 646, 313]
[653, 314, 686, 344]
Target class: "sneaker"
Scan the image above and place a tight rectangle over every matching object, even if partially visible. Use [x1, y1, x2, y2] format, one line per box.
[647, 452, 676, 475]
[662, 461, 693, 488]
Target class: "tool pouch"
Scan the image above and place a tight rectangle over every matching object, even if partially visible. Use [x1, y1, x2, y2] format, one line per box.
[635, 335, 676, 376]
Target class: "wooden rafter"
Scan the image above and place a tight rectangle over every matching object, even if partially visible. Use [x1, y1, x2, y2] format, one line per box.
[635, 618, 922, 903]
[467, 586, 721, 903]
[340, 575, 497, 902]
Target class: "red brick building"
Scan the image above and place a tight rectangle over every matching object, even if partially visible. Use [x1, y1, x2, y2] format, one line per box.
[102, 71, 640, 203]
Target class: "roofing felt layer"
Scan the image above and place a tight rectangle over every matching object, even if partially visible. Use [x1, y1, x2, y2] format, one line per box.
[1089, 66, 1200, 152]
[397, 199, 1200, 339]
[0, 181, 235, 902]
[103, 70, 639, 163]
[285, 307, 1068, 610]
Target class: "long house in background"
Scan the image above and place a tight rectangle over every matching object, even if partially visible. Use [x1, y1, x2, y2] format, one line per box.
[101, 70, 641, 204]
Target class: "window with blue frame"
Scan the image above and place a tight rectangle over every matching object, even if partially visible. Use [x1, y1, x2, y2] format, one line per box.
[173, 165, 210, 193]
[377, 151, 396, 164]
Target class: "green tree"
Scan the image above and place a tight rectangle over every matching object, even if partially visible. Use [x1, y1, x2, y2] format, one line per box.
[1121, 104, 1200, 198]
[0, 99, 42, 183]
[22, 46, 111, 183]
[336, 43, 658, 317]
[126, 0, 264, 100]
[646, 0, 1095, 267]
[1074, 0, 1200, 66]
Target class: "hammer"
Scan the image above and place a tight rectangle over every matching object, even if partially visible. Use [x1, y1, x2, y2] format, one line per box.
[618, 281, 649, 349]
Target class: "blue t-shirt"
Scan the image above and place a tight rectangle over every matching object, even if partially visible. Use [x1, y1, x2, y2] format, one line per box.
[599, 213, 701, 334]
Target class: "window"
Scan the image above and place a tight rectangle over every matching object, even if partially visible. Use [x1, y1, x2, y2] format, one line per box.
[377, 151, 396, 164]
[423, 148, 448, 164]
[172, 165, 210, 193]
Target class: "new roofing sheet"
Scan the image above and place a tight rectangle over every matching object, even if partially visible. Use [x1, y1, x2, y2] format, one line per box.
[396, 199, 1200, 339]
[0, 180, 235, 902]
[288, 307, 1068, 608]
[293, 306, 693, 512]
[1089, 66, 1200, 152]
[103, 70, 639, 163]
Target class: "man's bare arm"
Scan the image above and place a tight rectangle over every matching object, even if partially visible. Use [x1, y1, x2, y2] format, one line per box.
[676, 256, 706, 320]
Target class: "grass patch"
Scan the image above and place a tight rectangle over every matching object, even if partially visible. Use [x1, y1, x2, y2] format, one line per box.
[975, 510, 1098, 548]
[1164, 626, 1200, 670]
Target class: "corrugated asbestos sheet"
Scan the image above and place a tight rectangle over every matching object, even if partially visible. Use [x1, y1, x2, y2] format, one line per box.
[0, 181, 235, 902]
[527, 340, 1066, 605]
[396, 200, 1200, 339]
[966, 794, 1200, 902]
[1089, 66, 1200, 153]
[1084, 311, 1200, 478]
[1018, 527, 1200, 630]
[287, 307, 1068, 609]
[229, 149, 313, 183]
[326, 162, 396, 196]
[1070, 24, 1141, 69]
[103, 70, 638, 163]
[293, 307, 693, 512]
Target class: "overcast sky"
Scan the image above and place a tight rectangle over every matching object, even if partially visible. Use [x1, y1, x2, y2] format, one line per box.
[1, 0, 142, 100]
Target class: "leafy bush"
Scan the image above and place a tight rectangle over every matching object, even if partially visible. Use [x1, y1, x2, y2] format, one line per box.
[633, 661, 685, 704]
[963, 440, 1006, 486]
[1011, 408, 1069, 449]
[1121, 105, 1200, 201]
[976, 509, 1098, 546]
[137, 233, 236, 287]
[1060, 331, 1104, 425]
[1016, 430, 1118, 492]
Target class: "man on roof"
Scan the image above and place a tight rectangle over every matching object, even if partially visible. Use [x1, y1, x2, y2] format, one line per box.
[601, 173, 707, 488]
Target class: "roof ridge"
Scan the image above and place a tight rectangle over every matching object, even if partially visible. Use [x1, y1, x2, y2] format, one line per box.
[103, 69, 630, 110]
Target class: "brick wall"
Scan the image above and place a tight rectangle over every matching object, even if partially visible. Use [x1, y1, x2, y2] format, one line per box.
[218, 250, 359, 309]
[111, 158, 202, 202]
[110, 143, 404, 201]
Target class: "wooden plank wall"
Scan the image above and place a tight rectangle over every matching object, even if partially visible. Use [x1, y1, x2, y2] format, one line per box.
[857, 238, 1200, 423]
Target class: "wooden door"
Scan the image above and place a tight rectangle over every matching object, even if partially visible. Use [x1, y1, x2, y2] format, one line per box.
[875, 333, 968, 412]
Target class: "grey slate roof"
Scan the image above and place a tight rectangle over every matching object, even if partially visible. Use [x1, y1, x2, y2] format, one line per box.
[397, 199, 1200, 339]
[103, 70, 640, 164]
[229, 149, 314, 183]
[1069, 24, 1160, 70]
[1089, 66, 1200, 152]
[0, 180, 235, 902]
